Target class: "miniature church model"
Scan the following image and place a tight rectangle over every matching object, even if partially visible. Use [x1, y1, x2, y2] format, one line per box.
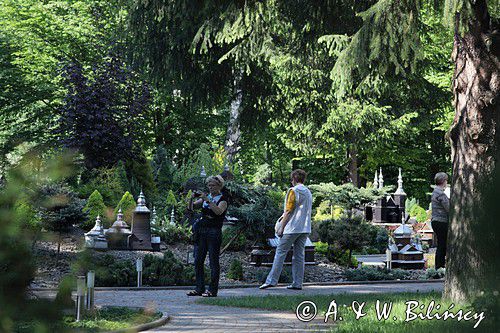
[365, 168, 407, 224]
[386, 216, 425, 269]
[85, 191, 155, 251]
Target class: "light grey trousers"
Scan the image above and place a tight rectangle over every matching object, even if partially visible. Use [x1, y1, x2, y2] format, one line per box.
[265, 233, 309, 287]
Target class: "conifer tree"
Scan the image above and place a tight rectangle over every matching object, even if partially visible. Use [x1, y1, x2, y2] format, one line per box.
[83, 190, 108, 230]
[114, 191, 136, 224]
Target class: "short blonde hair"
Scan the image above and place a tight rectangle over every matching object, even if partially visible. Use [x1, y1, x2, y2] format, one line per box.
[206, 175, 225, 188]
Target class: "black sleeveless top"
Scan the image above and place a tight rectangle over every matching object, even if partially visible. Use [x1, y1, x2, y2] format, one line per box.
[201, 193, 228, 229]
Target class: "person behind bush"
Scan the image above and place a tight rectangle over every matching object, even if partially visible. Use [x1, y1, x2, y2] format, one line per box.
[431, 172, 450, 269]
[186, 175, 228, 297]
[260, 169, 312, 290]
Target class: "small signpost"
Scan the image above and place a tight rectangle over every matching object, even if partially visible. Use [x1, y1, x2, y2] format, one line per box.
[136, 258, 143, 287]
[76, 276, 86, 321]
[86, 271, 95, 310]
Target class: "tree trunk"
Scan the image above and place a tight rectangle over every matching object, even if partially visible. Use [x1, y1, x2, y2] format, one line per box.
[444, 4, 500, 302]
[347, 144, 359, 187]
[224, 69, 243, 163]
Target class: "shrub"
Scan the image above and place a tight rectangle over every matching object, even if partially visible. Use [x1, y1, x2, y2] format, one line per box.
[73, 251, 135, 287]
[314, 201, 343, 222]
[165, 190, 177, 211]
[143, 251, 210, 286]
[78, 167, 126, 207]
[37, 184, 86, 250]
[405, 197, 419, 214]
[410, 204, 428, 223]
[424, 268, 446, 279]
[344, 267, 411, 281]
[318, 215, 373, 266]
[266, 189, 285, 210]
[82, 190, 109, 230]
[222, 227, 247, 251]
[73, 250, 204, 287]
[114, 191, 136, 224]
[326, 247, 359, 267]
[157, 224, 192, 245]
[227, 260, 244, 280]
[314, 241, 329, 256]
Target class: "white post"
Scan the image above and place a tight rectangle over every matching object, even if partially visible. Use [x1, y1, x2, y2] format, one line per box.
[373, 170, 379, 189]
[76, 276, 86, 321]
[136, 258, 143, 288]
[86, 271, 95, 310]
[386, 248, 392, 270]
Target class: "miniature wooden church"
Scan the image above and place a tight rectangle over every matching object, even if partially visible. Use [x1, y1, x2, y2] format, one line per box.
[387, 217, 425, 269]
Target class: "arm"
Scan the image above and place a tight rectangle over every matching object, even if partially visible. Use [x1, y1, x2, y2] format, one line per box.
[188, 197, 203, 211]
[277, 189, 295, 236]
[439, 193, 450, 214]
[206, 200, 227, 215]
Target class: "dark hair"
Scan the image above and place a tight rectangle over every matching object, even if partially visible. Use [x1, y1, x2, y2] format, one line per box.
[291, 169, 307, 183]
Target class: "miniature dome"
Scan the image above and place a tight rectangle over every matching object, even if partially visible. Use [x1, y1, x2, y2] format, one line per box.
[106, 209, 131, 234]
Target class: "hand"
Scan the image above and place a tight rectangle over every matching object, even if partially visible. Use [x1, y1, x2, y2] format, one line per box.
[200, 193, 209, 202]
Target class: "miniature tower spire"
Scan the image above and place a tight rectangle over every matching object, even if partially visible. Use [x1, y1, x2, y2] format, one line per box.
[224, 164, 230, 172]
[373, 170, 379, 189]
[169, 207, 175, 226]
[395, 168, 406, 195]
[150, 206, 157, 226]
[200, 166, 206, 177]
[378, 168, 384, 189]
[137, 190, 146, 207]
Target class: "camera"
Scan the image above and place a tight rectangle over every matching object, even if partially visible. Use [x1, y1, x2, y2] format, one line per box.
[193, 190, 203, 197]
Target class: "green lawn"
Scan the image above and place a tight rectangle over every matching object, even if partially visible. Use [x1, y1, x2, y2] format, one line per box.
[15, 306, 162, 333]
[198, 292, 494, 333]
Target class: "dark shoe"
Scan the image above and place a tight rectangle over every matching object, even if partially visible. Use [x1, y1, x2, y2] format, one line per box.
[187, 290, 203, 296]
[202, 291, 217, 297]
[259, 283, 276, 290]
[286, 285, 302, 290]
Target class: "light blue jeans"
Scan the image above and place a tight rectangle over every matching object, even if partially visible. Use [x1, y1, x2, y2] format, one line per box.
[265, 233, 309, 288]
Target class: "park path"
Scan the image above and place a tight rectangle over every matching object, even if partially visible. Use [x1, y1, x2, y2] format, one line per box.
[86, 281, 443, 333]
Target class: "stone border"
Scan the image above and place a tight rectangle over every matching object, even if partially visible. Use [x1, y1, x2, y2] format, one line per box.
[103, 309, 170, 333]
[31, 279, 444, 292]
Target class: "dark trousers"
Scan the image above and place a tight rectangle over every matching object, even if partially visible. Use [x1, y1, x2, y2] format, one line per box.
[431, 220, 448, 269]
[194, 227, 222, 295]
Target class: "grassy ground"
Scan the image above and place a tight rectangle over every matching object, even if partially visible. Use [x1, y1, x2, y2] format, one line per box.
[15, 306, 162, 333]
[198, 292, 494, 333]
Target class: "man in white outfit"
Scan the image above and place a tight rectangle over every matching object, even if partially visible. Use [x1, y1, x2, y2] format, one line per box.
[260, 169, 312, 290]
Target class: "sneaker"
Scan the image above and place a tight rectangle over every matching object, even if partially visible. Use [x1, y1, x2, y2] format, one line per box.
[259, 283, 276, 289]
[286, 285, 302, 290]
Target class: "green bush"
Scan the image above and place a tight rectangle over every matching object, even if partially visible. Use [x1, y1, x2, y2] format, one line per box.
[314, 201, 343, 222]
[37, 183, 86, 234]
[326, 247, 359, 267]
[424, 268, 446, 279]
[318, 215, 373, 267]
[73, 251, 135, 287]
[266, 189, 285, 210]
[222, 227, 247, 251]
[114, 191, 136, 224]
[410, 204, 428, 223]
[73, 250, 204, 287]
[157, 224, 192, 245]
[78, 167, 125, 207]
[344, 267, 411, 281]
[227, 260, 244, 280]
[405, 197, 419, 214]
[82, 190, 109, 230]
[314, 241, 329, 256]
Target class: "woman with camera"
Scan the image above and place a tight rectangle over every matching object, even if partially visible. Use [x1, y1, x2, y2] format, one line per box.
[186, 175, 228, 297]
